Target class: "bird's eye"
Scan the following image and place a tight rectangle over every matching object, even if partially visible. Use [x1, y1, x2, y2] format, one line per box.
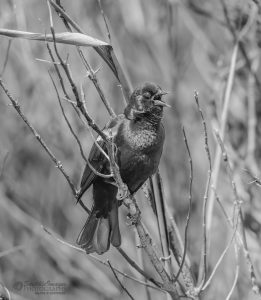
[143, 92, 151, 99]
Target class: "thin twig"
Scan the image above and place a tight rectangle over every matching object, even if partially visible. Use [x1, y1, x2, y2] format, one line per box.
[107, 260, 135, 300]
[117, 247, 162, 288]
[78, 49, 116, 117]
[0, 39, 12, 76]
[0, 244, 25, 258]
[97, 0, 112, 43]
[202, 212, 239, 290]
[194, 91, 212, 288]
[246, 59, 259, 175]
[173, 127, 193, 283]
[225, 246, 239, 300]
[46, 42, 83, 122]
[206, 42, 239, 242]
[155, 171, 172, 276]
[168, 215, 196, 298]
[245, 169, 261, 187]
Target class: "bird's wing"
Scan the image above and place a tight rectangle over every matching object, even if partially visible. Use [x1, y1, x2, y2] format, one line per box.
[79, 138, 107, 194]
[78, 115, 124, 199]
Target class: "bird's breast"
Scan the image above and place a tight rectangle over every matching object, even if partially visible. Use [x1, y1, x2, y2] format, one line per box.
[115, 120, 165, 193]
[118, 121, 164, 153]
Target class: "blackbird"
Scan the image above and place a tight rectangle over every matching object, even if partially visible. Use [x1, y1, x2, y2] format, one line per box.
[77, 82, 169, 254]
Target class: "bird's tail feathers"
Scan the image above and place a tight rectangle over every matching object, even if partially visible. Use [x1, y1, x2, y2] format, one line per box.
[77, 204, 121, 254]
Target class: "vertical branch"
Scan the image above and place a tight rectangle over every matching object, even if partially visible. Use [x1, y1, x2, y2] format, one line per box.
[0, 39, 12, 76]
[154, 171, 172, 275]
[173, 127, 193, 284]
[97, 0, 111, 43]
[225, 246, 239, 300]
[194, 91, 212, 287]
[135, 221, 180, 299]
[206, 42, 238, 240]
[134, 232, 151, 300]
[246, 58, 259, 174]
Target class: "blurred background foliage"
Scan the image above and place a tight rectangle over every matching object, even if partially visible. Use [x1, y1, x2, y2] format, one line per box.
[0, 0, 261, 299]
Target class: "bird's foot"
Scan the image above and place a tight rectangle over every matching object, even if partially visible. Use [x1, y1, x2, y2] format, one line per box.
[116, 183, 129, 200]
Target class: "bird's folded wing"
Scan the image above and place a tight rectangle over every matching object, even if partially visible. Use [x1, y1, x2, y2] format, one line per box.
[78, 139, 107, 199]
[78, 115, 124, 199]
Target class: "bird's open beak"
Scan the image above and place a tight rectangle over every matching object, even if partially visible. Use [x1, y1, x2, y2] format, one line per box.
[154, 100, 171, 107]
[154, 91, 171, 108]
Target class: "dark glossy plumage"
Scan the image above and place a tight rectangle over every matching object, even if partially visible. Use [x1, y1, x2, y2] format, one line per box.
[77, 82, 168, 254]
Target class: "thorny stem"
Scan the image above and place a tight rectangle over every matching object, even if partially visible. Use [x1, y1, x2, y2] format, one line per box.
[47, 1, 116, 118]
[77, 49, 116, 118]
[47, 25, 108, 141]
[48, 0, 132, 101]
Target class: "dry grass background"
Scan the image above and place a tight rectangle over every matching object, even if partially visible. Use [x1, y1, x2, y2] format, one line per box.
[0, 0, 261, 299]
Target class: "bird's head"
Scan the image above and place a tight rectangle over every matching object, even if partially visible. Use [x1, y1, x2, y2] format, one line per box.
[124, 82, 170, 122]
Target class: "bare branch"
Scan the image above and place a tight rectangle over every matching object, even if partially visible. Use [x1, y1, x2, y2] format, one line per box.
[173, 127, 193, 284]
[155, 170, 172, 276]
[194, 91, 212, 288]
[206, 41, 239, 246]
[225, 247, 239, 300]
[107, 260, 135, 300]
[0, 39, 12, 76]
[117, 247, 162, 288]
[97, 0, 112, 44]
